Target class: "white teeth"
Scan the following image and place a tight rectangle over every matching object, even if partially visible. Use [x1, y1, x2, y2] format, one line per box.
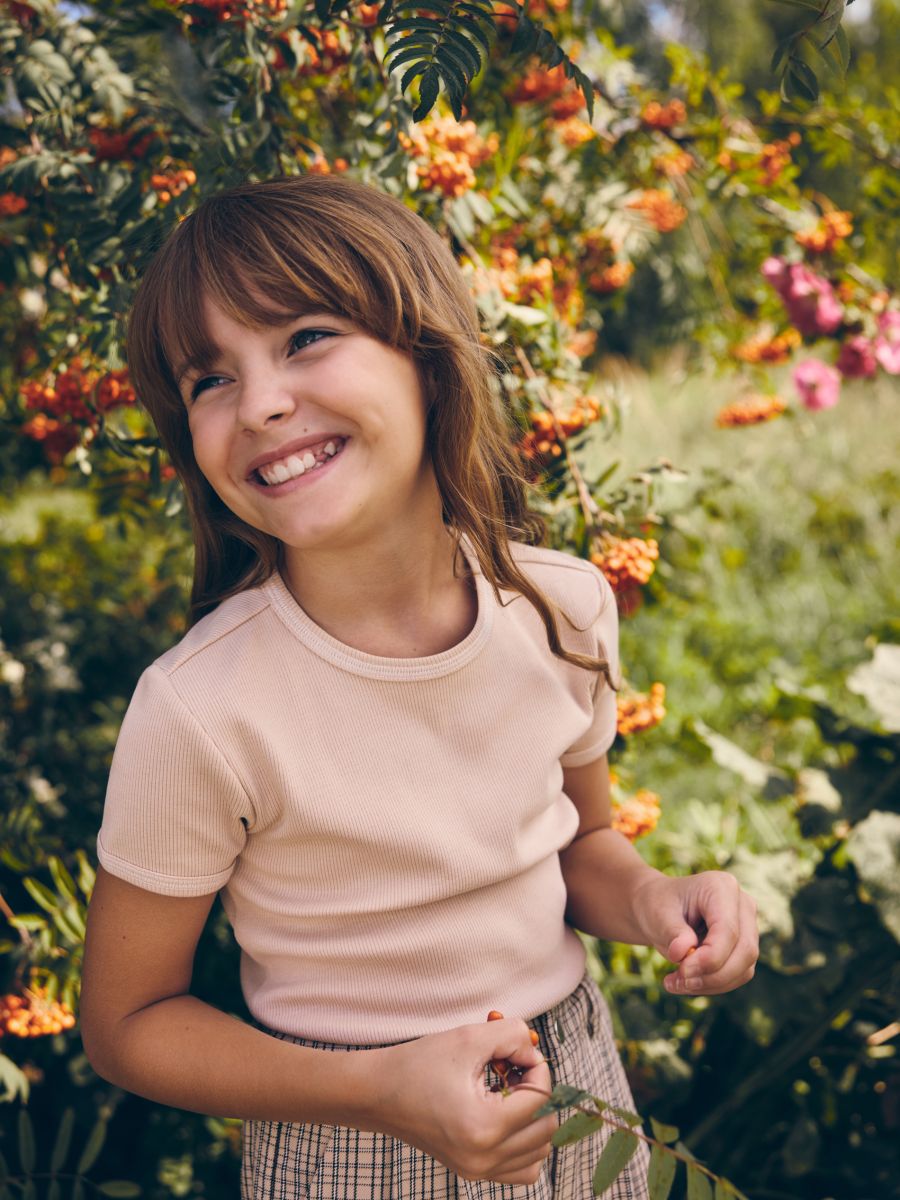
[256, 438, 344, 486]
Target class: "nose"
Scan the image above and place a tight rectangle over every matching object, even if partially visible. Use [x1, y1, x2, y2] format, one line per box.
[235, 373, 297, 432]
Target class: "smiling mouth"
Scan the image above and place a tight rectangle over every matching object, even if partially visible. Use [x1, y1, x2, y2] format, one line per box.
[253, 438, 346, 486]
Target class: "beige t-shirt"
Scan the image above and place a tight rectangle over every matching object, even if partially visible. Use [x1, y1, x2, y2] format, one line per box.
[97, 540, 620, 1043]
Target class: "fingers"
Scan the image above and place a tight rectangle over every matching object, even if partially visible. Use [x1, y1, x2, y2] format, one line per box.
[664, 879, 759, 995]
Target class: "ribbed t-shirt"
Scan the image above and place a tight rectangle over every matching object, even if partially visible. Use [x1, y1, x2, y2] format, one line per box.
[97, 540, 620, 1043]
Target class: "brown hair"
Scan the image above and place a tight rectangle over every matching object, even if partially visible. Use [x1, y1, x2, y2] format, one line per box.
[125, 174, 612, 680]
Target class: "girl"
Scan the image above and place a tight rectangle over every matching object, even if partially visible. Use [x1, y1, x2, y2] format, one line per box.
[80, 174, 759, 1199]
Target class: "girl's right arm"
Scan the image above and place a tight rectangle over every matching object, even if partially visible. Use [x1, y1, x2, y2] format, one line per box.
[80, 866, 555, 1185]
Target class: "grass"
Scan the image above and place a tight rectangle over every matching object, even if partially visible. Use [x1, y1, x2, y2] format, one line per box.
[579, 358, 900, 864]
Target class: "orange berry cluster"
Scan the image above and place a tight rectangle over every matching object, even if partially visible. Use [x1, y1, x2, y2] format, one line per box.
[21, 361, 135, 461]
[795, 210, 853, 254]
[1, 987, 76, 1039]
[292, 28, 349, 74]
[653, 149, 694, 178]
[20, 414, 81, 463]
[640, 98, 687, 129]
[627, 189, 688, 233]
[556, 116, 595, 148]
[732, 327, 800, 365]
[589, 261, 634, 294]
[616, 683, 666, 736]
[355, 1, 380, 25]
[23, 360, 135, 421]
[400, 116, 499, 198]
[307, 154, 349, 175]
[0, 192, 26, 217]
[88, 125, 154, 162]
[719, 132, 801, 186]
[519, 396, 604, 463]
[591, 536, 659, 593]
[716, 393, 787, 428]
[509, 62, 587, 125]
[150, 167, 196, 204]
[612, 790, 661, 841]
[179, 0, 285, 21]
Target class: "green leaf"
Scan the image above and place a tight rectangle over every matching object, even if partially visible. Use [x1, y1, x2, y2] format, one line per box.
[832, 23, 851, 71]
[649, 1117, 679, 1144]
[686, 1164, 714, 1200]
[592, 1129, 640, 1195]
[18, 1110, 36, 1174]
[412, 64, 441, 120]
[552, 1110, 606, 1147]
[23, 877, 60, 914]
[399, 61, 428, 93]
[76, 1118, 107, 1176]
[648, 1144, 677, 1200]
[49, 857, 78, 904]
[533, 1084, 594, 1116]
[96, 1183, 141, 1197]
[784, 58, 820, 101]
[51, 1108, 76, 1173]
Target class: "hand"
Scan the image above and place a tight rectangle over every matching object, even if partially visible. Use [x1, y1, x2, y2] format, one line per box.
[631, 870, 759, 995]
[372, 1018, 555, 1185]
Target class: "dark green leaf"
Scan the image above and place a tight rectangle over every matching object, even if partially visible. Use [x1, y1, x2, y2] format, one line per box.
[399, 60, 428, 93]
[533, 1084, 594, 1116]
[388, 44, 436, 72]
[771, 34, 796, 73]
[445, 27, 485, 73]
[832, 22, 850, 70]
[592, 1130, 640, 1195]
[686, 1164, 714, 1200]
[51, 1108, 76, 1173]
[76, 1118, 107, 1176]
[552, 1110, 606, 1147]
[785, 57, 820, 100]
[648, 1144, 677, 1200]
[412, 63, 441, 120]
[649, 1117, 679, 1144]
[96, 1184, 141, 1197]
[18, 1109, 36, 1174]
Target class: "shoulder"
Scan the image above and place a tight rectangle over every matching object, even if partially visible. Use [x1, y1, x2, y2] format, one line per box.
[506, 542, 614, 628]
[153, 582, 274, 681]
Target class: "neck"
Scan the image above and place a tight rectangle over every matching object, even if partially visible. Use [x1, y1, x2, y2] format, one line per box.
[280, 523, 476, 658]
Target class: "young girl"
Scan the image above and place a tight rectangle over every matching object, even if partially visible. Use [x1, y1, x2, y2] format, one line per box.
[80, 174, 759, 1200]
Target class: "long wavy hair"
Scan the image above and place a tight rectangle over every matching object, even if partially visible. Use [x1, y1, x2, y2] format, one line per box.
[125, 174, 612, 680]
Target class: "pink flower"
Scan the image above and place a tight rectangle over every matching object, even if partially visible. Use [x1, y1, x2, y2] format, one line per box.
[836, 335, 877, 379]
[761, 256, 789, 290]
[782, 264, 844, 337]
[762, 259, 844, 338]
[793, 359, 842, 410]
[874, 310, 900, 375]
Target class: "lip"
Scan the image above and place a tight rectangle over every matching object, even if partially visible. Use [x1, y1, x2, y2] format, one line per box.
[245, 433, 347, 478]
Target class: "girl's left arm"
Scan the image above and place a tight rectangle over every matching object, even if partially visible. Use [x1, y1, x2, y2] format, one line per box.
[559, 754, 759, 996]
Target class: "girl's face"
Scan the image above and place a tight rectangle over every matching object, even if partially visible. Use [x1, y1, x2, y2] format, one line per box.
[178, 295, 440, 557]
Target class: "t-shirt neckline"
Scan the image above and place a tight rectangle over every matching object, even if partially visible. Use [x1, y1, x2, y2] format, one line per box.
[261, 535, 494, 680]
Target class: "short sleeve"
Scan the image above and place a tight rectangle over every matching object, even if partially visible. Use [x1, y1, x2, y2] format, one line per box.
[559, 569, 621, 768]
[97, 664, 251, 897]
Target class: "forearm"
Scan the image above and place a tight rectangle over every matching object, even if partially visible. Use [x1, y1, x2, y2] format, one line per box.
[86, 994, 389, 1127]
[560, 826, 662, 944]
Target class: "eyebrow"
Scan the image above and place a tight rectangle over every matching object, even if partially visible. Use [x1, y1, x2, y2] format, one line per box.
[174, 347, 224, 389]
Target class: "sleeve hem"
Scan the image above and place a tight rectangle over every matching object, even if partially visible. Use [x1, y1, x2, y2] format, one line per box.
[560, 733, 614, 769]
[97, 838, 230, 897]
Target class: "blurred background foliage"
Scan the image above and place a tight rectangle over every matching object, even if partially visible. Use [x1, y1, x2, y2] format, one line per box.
[1, 0, 899, 1197]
